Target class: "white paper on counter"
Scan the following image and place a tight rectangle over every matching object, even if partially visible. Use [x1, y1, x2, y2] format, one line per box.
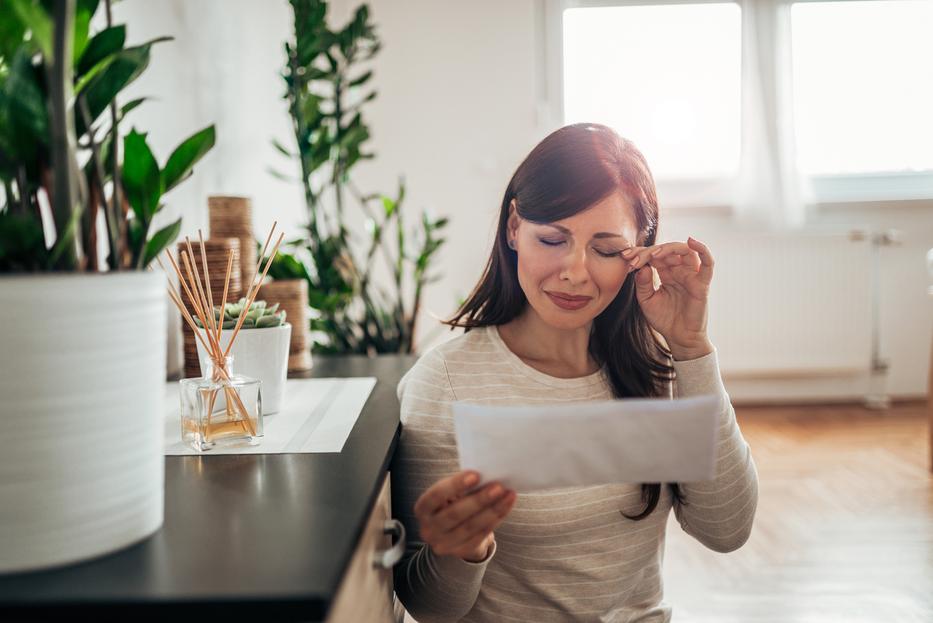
[164, 377, 376, 455]
[452, 394, 722, 492]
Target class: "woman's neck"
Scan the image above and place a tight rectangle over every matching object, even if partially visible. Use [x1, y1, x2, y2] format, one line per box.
[497, 310, 600, 378]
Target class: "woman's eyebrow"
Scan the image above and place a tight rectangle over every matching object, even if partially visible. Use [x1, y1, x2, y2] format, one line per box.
[544, 223, 631, 243]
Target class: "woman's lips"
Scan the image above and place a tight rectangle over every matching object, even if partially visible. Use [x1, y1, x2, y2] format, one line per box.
[546, 292, 592, 310]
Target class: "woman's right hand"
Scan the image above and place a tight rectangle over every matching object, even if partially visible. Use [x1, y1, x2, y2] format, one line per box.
[413, 470, 517, 563]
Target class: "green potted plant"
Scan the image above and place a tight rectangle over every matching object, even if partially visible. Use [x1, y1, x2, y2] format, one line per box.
[194, 299, 292, 414]
[0, 0, 214, 573]
[269, 0, 449, 356]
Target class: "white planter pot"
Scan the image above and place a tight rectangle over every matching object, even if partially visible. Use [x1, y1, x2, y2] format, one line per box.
[0, 272, 166, 574]
[195, 323, 291, 414]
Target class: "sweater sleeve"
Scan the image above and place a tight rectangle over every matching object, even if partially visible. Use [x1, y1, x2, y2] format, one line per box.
[390, 348, 494, 622]
[670, 347, 759, 553]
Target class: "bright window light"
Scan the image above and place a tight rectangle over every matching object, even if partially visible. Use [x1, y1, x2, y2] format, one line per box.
[791, 0, 933, 175]
[562, 3, 741, 181]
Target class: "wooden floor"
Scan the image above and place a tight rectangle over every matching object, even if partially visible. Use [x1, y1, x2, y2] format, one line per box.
[664, 401, 933, 623]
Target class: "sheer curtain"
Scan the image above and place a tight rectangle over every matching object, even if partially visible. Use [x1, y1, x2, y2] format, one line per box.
[732, 0, 814, 229]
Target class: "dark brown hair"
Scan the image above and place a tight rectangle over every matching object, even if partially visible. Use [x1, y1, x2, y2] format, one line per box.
[444, 123, 681, 520]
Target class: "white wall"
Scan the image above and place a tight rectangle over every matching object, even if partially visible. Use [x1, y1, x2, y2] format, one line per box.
[114, 0, 932, 400]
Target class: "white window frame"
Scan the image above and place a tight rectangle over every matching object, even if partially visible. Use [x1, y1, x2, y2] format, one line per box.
[539, 0, 933, 211]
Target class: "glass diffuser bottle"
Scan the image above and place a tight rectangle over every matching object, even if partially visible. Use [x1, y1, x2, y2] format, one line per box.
[179, 355, 262, 452]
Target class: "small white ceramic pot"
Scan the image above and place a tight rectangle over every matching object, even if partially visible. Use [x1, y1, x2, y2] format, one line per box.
[195, 323, 291, 414]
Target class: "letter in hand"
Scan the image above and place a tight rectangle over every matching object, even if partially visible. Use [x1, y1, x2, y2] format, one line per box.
[413, 470, 517, 563]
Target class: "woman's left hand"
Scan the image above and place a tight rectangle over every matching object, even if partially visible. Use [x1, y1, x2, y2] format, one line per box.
[621, 237, 715, 361]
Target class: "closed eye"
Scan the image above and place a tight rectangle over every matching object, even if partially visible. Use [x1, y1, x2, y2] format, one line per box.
[538, 238, 622, 258]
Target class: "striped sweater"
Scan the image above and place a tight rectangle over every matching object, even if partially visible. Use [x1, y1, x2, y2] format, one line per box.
[391, 324, 758, 622]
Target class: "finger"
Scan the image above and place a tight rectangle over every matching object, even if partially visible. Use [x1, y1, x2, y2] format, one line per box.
[653, 253, 700, 274]
[687, 237, 714, 283]
[634, 265, 656, 299]
[650, 253, 685, 268]
[653, 241, 701, 262]
[621, 246, 654, 270]
[650, 241, 692, 257]
[453, 532, 495, 562]
[446, 490, 517, 550]
[414, 470, 480, 517]
[433, 482, 509, 533]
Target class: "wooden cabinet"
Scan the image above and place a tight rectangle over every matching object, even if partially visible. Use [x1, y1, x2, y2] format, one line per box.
[327, 472, 403, 622]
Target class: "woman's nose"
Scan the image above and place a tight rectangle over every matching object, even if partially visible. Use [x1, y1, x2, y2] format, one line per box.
[559, 246, 590, 283]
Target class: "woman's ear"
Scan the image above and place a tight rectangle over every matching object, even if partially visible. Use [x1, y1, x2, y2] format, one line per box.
[507, 199, 520, 240]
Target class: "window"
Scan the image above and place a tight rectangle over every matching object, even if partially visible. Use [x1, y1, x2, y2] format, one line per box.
[553, 0, 933, 207]
[562, 3, 742, 183]
[791, 0, 933, 177]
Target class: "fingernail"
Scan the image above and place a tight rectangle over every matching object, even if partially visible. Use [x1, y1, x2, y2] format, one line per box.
[621, 248, 634, 257]
[464, 473, 479, 487]
[489, 485, 503, 498]
[650, 247, 661, 256]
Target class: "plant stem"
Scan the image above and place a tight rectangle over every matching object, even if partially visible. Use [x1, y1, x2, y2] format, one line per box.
[347, 178, 398, 271]
[332, 77, 346, 243]
[409, 279, 424, 354]
[287, 43, 319, 240]
[79, 97, 120, 271]
[47, 0, 82, 269]
[16, 166, 30, 216]
[105, 0, 124, 270]
[3, 179, 15, 214]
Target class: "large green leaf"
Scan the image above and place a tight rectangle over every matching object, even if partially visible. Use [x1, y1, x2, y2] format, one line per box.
[122, 128, 161, 224]
[0, 8, 27, 62]
[76, 24, 125, 78]
[125, 214, 145, 266]
[161, 124, 215, 193]
[8, 0, 51, 58]
[75, 37, 169, 137]
[72, 0, 100, 63]
[3, 49, 47, 162]
[142, 215, 181, 267]
[265, 250, 312, 281]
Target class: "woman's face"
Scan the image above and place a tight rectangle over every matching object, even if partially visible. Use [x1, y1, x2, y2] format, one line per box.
[507, 191, 641, 330]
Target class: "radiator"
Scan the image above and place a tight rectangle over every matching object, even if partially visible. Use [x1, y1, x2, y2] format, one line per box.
[703, 229, 875, 379]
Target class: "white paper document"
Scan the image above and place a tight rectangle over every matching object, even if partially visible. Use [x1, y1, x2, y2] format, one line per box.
[452, 394, 722, 492]
[164, 377, 376, 455]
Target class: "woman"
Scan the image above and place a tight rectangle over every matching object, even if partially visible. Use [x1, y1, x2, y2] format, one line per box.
[391, 123, 758, 622]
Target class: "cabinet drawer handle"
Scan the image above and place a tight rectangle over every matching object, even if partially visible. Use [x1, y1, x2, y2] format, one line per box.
[373, 519, 406, 569]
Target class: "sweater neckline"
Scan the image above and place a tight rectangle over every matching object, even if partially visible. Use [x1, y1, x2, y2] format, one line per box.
[486, 325, 607, 389]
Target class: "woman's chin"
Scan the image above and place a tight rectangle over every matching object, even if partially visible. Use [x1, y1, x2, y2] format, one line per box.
[535, 305, 595, 330]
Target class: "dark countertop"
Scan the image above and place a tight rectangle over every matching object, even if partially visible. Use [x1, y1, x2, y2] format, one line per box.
[0, 354, 418, 622]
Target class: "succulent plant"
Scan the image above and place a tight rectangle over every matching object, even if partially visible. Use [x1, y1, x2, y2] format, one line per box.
[193, 298, 286, 330]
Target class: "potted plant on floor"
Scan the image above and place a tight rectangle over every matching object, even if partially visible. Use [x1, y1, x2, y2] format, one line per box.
[0, 0, 215, 573]
[269, 0, 449, 356]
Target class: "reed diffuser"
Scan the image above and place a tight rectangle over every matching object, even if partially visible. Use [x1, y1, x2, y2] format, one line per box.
[159, 224, 284, 451]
